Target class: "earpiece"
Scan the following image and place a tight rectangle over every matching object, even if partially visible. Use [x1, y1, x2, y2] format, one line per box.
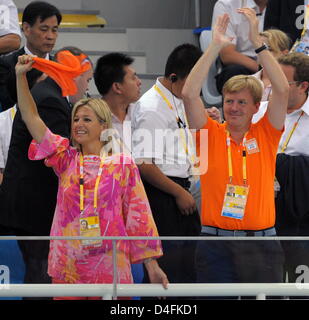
[170, 74, 178, 83]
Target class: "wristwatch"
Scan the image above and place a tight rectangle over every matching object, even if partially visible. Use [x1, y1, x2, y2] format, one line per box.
[255, 43, 269, 54]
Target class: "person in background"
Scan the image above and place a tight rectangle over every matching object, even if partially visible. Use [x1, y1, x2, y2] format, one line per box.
[0, 1, 61, 111]
[0, 0, 21, 55]
[212, 0, 268, 94]
[264, 0, 304, 47]
[132, 44, 202, 297]
[94, 52, 141, 149]
[94, 52, 143, 286]
[253, 52, 309, 293]
[253, 28, 291, 101]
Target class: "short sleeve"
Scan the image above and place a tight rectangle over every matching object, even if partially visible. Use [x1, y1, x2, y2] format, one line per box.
[0, 0, 21, 37]
[211, 1, 237, 45]
[121, 156, 163, 263]
[28, 128, 75, 175]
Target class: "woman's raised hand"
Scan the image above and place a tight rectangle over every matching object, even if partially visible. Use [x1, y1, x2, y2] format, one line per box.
[16, 55, 35, 76]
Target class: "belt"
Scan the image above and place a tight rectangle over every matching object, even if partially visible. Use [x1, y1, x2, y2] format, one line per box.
[201, 226, 276, 237]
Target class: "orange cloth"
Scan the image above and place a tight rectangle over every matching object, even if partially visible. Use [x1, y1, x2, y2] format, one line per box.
[32, 51, 91, 97]
[198, 115, 283, 230]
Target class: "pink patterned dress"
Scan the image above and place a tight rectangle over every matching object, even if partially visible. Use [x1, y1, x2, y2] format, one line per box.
[28, 129, 162, 284]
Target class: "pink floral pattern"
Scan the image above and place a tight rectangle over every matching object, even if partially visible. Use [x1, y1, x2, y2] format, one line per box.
[28, 129, 162, 284]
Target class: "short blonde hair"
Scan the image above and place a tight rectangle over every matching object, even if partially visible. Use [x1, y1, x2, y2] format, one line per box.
[71, 98, 112, 150]
[260, 29, 291, 55]
[222, 75, 263, 104]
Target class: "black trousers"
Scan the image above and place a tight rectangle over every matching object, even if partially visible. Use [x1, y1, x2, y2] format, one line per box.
[17, 237, 52, 300]
[142, 176, 201, 297]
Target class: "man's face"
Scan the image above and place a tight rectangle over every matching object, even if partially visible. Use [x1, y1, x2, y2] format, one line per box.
[23, 15, 59, 57]
[70, 67, 94, 104]
[223, 88, 260, 128]
[280, 64, 307, 111]
[117, 65, 141, 103]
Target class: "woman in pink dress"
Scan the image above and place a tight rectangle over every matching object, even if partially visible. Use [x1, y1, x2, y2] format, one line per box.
[15, 55, 168, 299]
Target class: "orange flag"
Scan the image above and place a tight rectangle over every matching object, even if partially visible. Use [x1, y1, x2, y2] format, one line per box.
[32, 50, 91, 97]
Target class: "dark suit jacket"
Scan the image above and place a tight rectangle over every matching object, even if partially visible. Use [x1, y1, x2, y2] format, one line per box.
[0, 47, 45, 111]
[264, 0, 304, 46]
[275, 153, 309, 236]
[0, 77, 71, 235]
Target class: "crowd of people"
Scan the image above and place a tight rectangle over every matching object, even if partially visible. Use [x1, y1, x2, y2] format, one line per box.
[0, 0, 309, 300]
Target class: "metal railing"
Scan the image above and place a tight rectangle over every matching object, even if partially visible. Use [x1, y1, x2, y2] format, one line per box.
[1, 236, 309, 299]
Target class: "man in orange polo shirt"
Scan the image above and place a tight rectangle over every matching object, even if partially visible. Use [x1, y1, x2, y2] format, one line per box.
[182, 10, 289, 287]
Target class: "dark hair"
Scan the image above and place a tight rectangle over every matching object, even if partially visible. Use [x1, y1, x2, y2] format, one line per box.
[22, 1, 62, 26]
[164, 43, 202, 80]
[94, 53, 134, 96]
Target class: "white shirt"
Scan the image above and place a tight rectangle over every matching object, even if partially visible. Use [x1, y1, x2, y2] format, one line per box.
[131, 78, 195, 178]
[252, 69, 272, 102]
[0, 0, 21, 38]
[24, 45, 50, 60]
[211, 0, 266, 58]
[252, 95, 309, 156]
[110, 103, 135, 155]
[0, 105, 16, 168]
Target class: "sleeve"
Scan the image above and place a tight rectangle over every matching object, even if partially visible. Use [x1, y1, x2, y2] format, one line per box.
[28, 128, 74, 175]
[0, 135, 4, 169]
[0, 56, 16, 111]
[35, 96, 71, 139]
[132, 105, 168, 162]
[211, 1, 237, 46]
[121, 157, 163, 264]
[0, 0, 21, 37]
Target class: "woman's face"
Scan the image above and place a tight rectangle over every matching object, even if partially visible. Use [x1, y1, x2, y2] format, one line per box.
[72, 105, 105, 147]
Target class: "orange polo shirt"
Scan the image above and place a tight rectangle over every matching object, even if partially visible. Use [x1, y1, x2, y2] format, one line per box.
[199, 115, 283, 231]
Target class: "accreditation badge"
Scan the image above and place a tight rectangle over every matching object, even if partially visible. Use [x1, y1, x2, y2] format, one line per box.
[245, 138, 259, 154]
[80, 215, 102, 248]
[221, 184, 249, 220]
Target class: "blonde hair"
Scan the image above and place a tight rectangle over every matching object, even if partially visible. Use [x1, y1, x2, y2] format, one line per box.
[71, 98, 112, 151]
[222, 75, 263, 104]
[260, 29, 291, 55]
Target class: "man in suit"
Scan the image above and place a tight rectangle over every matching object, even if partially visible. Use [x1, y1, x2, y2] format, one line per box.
[0, 46, 93, 298]
[0, 1, 62, 111]
[264, 0, 304, 46]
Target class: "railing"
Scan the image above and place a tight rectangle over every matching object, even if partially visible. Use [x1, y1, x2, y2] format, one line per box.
[1, 236, 309, 300]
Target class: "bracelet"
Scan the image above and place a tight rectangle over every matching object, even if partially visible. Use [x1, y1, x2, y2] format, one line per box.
[143, 257, 155, 264]
[255, 43, 268, 54]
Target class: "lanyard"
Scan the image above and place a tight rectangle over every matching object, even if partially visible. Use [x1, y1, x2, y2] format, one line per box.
[153, 84, 190, 152]
[154, 84, 187, 129]
[226, 131, 248, 185]
[280, 111, 304, 153]
[79, 153, 105, 214]
[11, 107, 16, 120]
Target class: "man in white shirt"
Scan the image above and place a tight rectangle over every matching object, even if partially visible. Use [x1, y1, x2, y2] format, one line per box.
[93, 52, 144, 284]
[253, 52, 309, 287]
[0, 0, 21, 54]
[94, 52, 141, 151]
[212, 0, 268, 93]
[0, 105, 16, 184]
[0, 1, 61, 111]
[131, 44, 202, 291]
